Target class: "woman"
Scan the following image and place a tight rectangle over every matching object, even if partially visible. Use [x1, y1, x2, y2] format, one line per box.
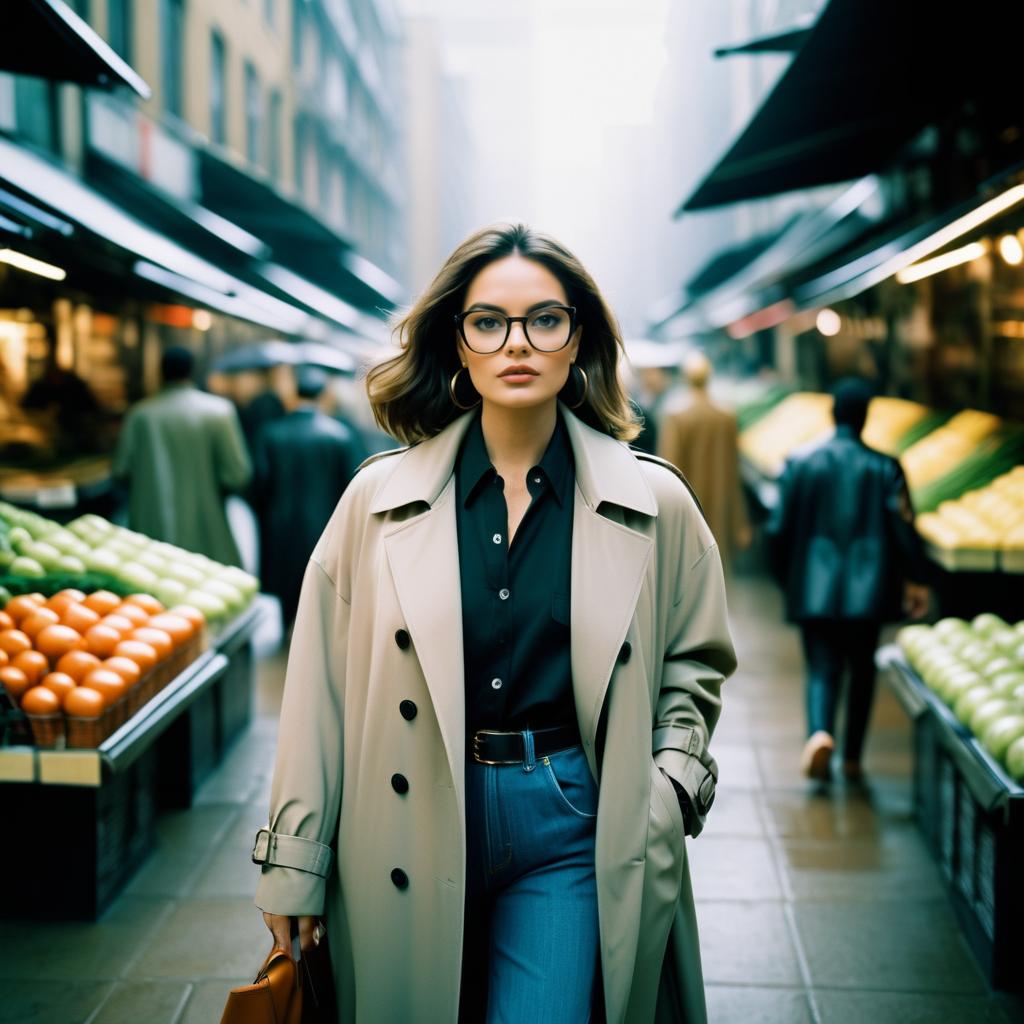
[253, 224, 736, 1023]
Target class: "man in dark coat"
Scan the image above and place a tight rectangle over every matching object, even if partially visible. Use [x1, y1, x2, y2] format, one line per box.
[252, 367, 366, 628]
[766, 378, 931, 781]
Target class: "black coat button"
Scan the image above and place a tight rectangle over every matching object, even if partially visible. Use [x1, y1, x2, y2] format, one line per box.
[618, 641, 632, 664]
[399, 700, 417, 721]
[391, 868, 409, 890]
[395, 629, 410, 650]
[391, 773, 409, 794]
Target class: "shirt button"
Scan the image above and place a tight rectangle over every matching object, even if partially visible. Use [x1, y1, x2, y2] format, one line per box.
[499, 588, 510, 601]
[533, 476, 541, 484]
[491, 678, 503, 690]
[492, 533, 502, 544]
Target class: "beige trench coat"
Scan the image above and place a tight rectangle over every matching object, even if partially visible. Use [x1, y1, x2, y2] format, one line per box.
[253, 405, 737, 1023]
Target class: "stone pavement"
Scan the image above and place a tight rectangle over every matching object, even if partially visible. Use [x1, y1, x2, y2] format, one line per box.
[2, 574, 1023, 1023]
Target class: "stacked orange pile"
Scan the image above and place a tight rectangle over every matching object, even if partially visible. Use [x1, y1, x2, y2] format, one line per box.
[0, 589, 206, 748]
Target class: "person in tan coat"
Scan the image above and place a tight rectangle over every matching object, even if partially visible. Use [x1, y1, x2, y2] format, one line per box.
[657, 353, 751, 568]
[253, 224, 736, 1022]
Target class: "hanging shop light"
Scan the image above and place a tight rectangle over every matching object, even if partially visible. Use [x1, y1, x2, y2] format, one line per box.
[0, 247, 67, 281]
[192, 310, 213, 331]
[815, 308, 842, 336]
[997, 233, 1024, 266]
[895, 241, 988, 284]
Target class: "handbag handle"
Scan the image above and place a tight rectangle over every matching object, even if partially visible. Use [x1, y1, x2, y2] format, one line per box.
[255, 947, 302, 991]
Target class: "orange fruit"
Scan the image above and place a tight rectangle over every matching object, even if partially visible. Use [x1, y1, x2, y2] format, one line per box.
[61, 603, 101, 634]
[169, 605, 206, 630]
[83, 624, 122, 659]
[20, 607, 61, 640]
[0, 629, 33, 658]
[147, 613, 195, 646]
[63, 686, 104, 719]
[82, 590, 122, 616]
[112, 639, 158, 674]
[40, 671, 76, 703]
[100, 614, 135, 638]
[130, 627, 173, 661]
[11, 649, 48, 685]
[55, 649, 102, 683]
[0, 649, 7, 668]
[81, 668, 125, 707]
[102, 656, 141, 689]
[46, 589, 87, 616]
[35, 624, 84, 662]
[0, 665, 31, 701]
[113, 603, 149, 628]
[0, 611, 14, 631]
[124, 593, 164, 616]
[21, 685, 60, 716]
[4, 595, 44, 624]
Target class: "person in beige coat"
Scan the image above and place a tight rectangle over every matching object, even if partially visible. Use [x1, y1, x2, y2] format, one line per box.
[657, 353, 751, 569]
[253, 224, 736, 1023]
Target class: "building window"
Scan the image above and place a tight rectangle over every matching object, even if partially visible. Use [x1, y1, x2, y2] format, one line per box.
[160, 0, 185, 118]
[108, 0, 131, 61]
[245, 61, 263, 168]
[210, 30, 227, 146]
[292, 0, 303, 70]
[268, 89, 282, 183]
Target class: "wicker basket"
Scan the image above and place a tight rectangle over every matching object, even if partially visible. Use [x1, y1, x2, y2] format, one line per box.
[26, 713, 65, 749]
[65, 714, 108, 749]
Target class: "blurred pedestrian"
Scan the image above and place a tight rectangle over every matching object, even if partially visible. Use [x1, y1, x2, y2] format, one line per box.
[766, 378, 931, 782]
[238, 367, 289, 458]
[657, 352, 751, 567]
[113, 345, 251, 566]
[252, 366, 364, 628]
[254, 223, 735, 1023]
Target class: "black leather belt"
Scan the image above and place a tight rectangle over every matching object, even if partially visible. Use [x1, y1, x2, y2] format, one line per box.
[471, 724, 581, 765]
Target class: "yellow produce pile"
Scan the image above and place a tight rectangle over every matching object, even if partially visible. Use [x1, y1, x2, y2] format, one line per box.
[740, 394, 931, 476]
[916, 466, 1024, 554]
[900, 410, 1002, 491]
[861, 398, 930, 455]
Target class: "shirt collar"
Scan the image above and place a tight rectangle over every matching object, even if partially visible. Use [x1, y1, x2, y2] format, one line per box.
[457, 411, 574, 509]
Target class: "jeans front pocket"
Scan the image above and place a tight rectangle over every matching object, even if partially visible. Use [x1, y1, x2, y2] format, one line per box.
[542, 745, 598, 819]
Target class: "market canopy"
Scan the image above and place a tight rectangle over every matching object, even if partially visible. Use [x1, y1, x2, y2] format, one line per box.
[678, 0, 1017, 213]
[2, 0, 150, 98]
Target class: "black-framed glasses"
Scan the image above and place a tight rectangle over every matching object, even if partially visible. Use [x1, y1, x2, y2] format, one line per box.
[454, 305, 577, 354]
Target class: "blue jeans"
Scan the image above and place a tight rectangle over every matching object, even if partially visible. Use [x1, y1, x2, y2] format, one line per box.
[460, 736, 600, 1024]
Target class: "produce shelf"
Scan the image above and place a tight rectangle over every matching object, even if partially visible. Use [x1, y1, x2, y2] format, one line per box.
[878, 644, 1024, 988]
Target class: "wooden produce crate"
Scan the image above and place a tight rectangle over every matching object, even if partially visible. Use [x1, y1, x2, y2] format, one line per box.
[878, 645, 1024, 989]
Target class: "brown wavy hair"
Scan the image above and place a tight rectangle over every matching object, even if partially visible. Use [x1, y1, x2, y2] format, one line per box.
[366, 223, 640, 444]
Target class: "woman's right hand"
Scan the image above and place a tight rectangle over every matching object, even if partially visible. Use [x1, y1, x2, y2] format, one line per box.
[263, 912, 320, 955]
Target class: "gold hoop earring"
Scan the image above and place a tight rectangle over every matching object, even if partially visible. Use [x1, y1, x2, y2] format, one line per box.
[565, 364, 589, 410]
[449, 366, 481, 410]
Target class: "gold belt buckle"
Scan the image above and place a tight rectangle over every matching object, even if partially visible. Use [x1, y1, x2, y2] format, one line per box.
[472, 729, 515, 765]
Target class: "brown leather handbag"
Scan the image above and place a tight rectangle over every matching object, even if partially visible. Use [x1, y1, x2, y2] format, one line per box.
[220, 939, 336, 1024]
[220, 947, 302, 1024]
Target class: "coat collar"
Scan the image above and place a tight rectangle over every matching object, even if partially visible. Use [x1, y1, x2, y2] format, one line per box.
[369, 404, 658, 517]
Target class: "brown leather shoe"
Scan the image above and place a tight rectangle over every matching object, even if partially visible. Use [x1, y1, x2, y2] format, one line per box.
[801, 731, 835, 780]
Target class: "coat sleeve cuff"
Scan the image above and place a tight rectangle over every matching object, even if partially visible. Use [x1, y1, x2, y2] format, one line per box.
[653, 729, 718, 837]
[251, 828, 333, 917]
[251, 827, 334, 877]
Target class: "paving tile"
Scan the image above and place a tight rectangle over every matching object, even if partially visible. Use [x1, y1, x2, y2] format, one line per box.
[780, 834, 945, 902]
[813, 988, 1013, 1023]
[0, 897, 172, 982]
[193, 723, 278, 806]
[132, 899, 270, 980]
[125, 804, 240, 898]
[192, 801, 267, 900]
[180, 979, 244, 1024]
[91, 980, 191, 1024]
[711, 743, 764, 789]
[793, 900, 987, 994]
[759, 787, 913, 842]
[0, 980, 113, 1024]
[695, 902, 803, 987]
[701, 788, 766, 839]
[705, 985, 812, 1024]
[689, 837, 783, 901]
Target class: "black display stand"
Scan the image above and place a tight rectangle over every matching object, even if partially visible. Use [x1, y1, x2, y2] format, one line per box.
[878, 645, 1024, 990]
[0, 602, 263, 919]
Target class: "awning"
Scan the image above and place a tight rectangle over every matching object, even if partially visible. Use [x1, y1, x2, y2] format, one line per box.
[3, 0, 150, 98]
[0, 136, 311, 334]
[198, 148, 403, 315]
[678, 0, 1018, 213]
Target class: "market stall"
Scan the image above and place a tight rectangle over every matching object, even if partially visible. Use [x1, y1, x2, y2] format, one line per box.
[0, 503, 263, 918]
[877, 615, 1024, 989]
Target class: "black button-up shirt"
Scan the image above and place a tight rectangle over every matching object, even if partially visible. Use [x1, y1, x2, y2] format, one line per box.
[456, 411, 576, 738]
